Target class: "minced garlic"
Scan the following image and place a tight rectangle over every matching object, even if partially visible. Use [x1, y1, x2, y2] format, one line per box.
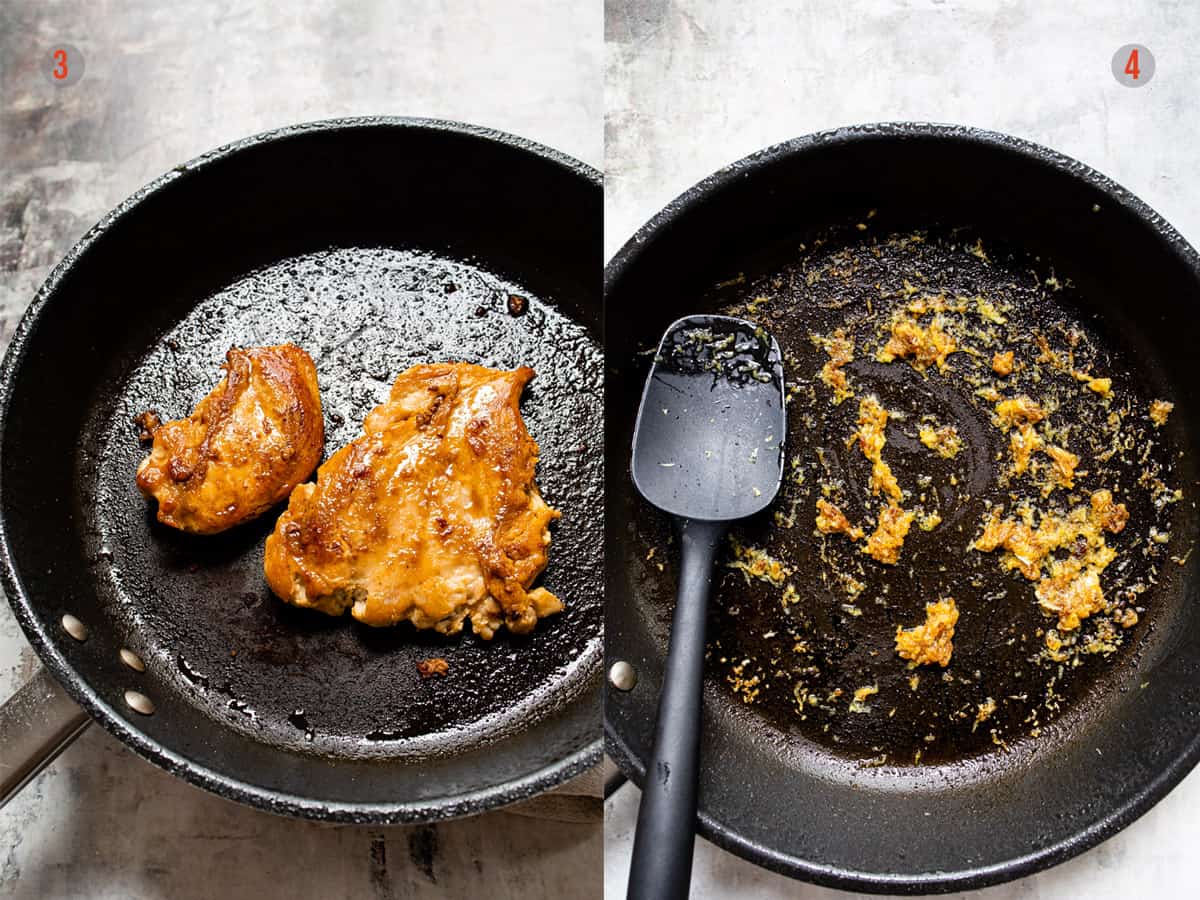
[1010, 425, 1042, 475]
[849, 684, 879, 713]
[1150, 399, 1174, 427]
[814, 329, 855, 405]
[895, 599, 959, 667]
[995, 396, 1046, 429]
[865, 503, 915, 565]
[972, 490, 1128, 631]
[815, 498, 864, 541]
[919, 423, 963, 459]
[728, 536, 791, 586]
[877, 317, 956, 372]
[852, 396, 903, 503]
[1044, 444, 1079, 491]
[974, 697, 997, 730]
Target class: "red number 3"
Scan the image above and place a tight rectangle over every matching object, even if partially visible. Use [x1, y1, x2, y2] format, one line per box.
[52, 48, 68, 80]
[1124, 48, 1140, 79]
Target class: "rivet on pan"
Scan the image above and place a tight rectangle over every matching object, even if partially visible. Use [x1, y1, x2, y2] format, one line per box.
[124, 690, 155, 716]
[608, 660, 637, 692]
[61, 614, 88, 642]
[120, 648, 146, 672]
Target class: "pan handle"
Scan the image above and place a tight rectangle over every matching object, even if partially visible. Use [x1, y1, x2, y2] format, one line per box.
[0, 665, 90, 808]
[626, 518, 727, 900]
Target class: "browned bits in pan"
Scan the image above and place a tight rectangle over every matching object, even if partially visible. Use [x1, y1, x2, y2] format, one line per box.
[507, 293, 528, 316]
[863, 503, 915, 565]
[1150, 399, 1175, 427]
[417, 658, 450, 678]
[815, 499, 863, 541]
[992, 350, 1014, 376]
[133, 410, 161, 442]
[895, 599, 958, 667]
[682, 225, 1182, 764]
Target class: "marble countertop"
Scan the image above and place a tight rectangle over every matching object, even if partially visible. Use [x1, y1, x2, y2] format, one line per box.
[604, 1, 1200, 897]
[0, 2, 600, 898]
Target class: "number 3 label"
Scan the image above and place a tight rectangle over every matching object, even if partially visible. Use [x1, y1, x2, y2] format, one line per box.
[1112, 44, 1155, 87]
[44, 43, 85, 87]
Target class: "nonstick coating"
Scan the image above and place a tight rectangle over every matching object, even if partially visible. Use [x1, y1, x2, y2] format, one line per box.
[694, 231, 1178, 764]
[0, 118, 603, 821]
[604, 124, 1200, 892]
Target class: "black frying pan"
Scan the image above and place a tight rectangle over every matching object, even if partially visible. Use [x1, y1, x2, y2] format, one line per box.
[0, 117, 603, 822]
[605, 124, 1200, 892]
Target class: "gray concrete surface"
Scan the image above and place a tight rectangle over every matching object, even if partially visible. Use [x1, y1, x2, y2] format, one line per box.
[605, 1, 1200, 898]
[0, 2, 600, 898]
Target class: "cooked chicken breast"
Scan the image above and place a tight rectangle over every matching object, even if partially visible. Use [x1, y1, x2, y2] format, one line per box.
[136, 344, 323, 534]
[263, 363, 562, 638]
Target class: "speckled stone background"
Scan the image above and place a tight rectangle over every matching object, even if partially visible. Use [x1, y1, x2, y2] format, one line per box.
[0, 2, 601, 898]
[604, 1, 1200, 898]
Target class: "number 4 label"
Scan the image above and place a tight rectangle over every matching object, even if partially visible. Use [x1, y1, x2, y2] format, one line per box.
[1124, 48, 1140, 79]
[1113, 44, 1154, 87]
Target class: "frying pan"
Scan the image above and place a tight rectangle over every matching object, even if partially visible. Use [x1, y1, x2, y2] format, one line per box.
[0, 117, 603, 822]
[604, 123, 1200, 892]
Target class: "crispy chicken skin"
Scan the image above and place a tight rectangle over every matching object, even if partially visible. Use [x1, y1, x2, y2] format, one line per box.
[136, 345, 323, 534]
[263, 363, 562, 638]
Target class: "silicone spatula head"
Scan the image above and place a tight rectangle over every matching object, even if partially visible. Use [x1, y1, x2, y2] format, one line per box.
[631, 315, 786, 522]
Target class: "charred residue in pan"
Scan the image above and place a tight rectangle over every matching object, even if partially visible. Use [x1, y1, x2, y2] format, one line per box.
[639, 224, 1185, 765]
[83, 247, 604, 758]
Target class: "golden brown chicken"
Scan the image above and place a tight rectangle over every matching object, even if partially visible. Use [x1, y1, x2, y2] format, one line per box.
[136, 344, 323, 534]
[263, 363, 561, 638]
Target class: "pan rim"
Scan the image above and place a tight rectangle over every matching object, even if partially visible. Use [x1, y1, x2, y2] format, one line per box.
[0, 115, 602, 823]
[603, 120, 1200, 892]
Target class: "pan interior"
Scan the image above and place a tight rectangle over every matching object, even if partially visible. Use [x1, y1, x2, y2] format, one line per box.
[87, 246, 602, 759]
[3, 121, 603, 814]
[632, 224, 1184, 765]
[604, 127, 1200, 888]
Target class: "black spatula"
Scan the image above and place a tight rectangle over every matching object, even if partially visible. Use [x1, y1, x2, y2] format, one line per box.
[626, 315, 786, 900]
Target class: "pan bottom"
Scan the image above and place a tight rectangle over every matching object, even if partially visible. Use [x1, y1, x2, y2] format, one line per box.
[80, 246, 604, 761]
[627, 223, 1187, 767]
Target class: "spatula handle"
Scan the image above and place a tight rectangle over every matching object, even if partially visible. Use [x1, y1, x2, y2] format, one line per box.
[627, 518, 726, 900]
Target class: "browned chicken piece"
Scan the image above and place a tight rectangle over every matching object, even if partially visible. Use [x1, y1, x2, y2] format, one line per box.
[136, 345, 323, 534]
[263, 363, 561, 638]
